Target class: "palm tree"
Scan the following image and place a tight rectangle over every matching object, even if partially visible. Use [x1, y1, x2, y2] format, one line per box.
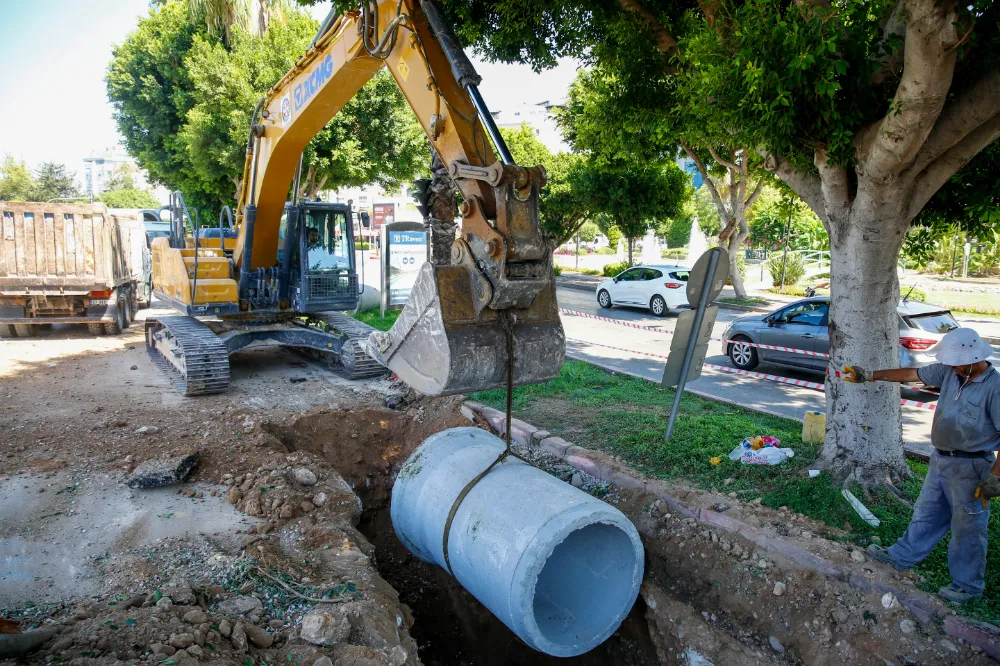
[188, 0, 286, 45]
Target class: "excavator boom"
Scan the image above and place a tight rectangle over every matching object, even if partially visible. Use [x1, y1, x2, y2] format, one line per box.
[230, 0, 564, 395]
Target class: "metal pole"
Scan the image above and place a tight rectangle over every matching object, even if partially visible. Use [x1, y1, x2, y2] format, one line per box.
[951, 230, 959, 278]
[665, 248, 721, 441]
[779, 211, 791, 292]
[575, 234, 580, 270]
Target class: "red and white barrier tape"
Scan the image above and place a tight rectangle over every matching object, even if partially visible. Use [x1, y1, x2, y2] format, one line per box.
[558, 308, 675, 335]
[568, 338, 937, 410]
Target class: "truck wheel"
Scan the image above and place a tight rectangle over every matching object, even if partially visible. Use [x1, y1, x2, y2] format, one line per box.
[122, 291, 133, 328]
[88, 323, 106, 336]
[13, 323, 34, 337]
[0, 324, 15, 338]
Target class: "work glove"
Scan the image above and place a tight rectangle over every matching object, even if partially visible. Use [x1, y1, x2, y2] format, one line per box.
[976, 473, 1000, 508]
[841, 365, 870, 383]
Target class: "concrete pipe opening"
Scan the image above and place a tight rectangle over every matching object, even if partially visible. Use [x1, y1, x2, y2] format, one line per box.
[391, 427, 644, 657]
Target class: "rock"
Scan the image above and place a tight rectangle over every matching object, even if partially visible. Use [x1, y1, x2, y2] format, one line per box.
[899, 619, 917, 635]
[130, 365, 138, 371]
[175, 657, 199, 666]
[385, 395, 404, 410]
[758, 559, 768, 569]
[244, 498, 261, 517]
[772, 582, 787, 596]
[293, 468, 318, 486]
[186, 645, 204, 659]
[243, 624, 274, 649]
[850, 549, 866, 563]
[168, 633, 195, 649]
[215, 596, 263, 621]
[155, 597, 174, 608]
[768, 636, 784, 654]
[127, 452, 200, 489]
[300, 501, 315, 513]
[50, 637, 75, 652]
[269, 619, 285, 630]
[300, 605, 351, 646]
[312, 658, 334, 666]
[151, 644, 176, 657]
[227, 488, 242, 505]
[279, 504, 294, 519]
[570, 473, 584, 488]
[460, 405, 476, 422]
[388, 646, 408, 666]
[163, 580, 197, 605]
[135, 426, 160, 435]
[230, 624, 248, 652]
[881, 592, 898, 609]
[183, 610, 208, 625]
[193, 629, 204, 646]
[311, 491, 329, 507]
[940, 639, 959, 653]
[218, 620, 232, 638]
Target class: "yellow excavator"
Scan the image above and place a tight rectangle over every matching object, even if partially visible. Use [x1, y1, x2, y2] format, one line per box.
[147, 0, 565, 397]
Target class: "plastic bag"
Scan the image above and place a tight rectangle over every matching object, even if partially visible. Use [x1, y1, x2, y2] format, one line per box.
[741, 447, 795, 466]
[729, 435, 782, 460]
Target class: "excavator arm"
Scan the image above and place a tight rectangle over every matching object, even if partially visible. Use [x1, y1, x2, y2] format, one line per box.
[232, 0, 565, 396]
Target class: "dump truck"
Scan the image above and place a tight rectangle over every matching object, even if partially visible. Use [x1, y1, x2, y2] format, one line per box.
[0, 202, 150, 337]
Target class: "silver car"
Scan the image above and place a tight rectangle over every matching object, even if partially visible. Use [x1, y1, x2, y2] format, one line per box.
[720, 297, 960, 373]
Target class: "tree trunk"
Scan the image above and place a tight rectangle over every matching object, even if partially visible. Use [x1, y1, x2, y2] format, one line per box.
[429, 150, 456, 265]
[819, 210, 911, 485]
[627, 237, 634, 264]
[722, 227, 749, 299]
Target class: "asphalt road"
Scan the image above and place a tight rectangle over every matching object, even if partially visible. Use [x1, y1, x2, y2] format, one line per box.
[555, 286, 963, 458]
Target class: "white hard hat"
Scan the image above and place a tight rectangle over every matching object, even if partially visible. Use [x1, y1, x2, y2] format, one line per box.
[934, 328, 994, 366]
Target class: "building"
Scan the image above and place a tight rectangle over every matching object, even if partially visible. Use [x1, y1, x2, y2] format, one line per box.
[82, 146, 161, 199]
[490, 101, 568, 154]
[326, 182, 424, 242]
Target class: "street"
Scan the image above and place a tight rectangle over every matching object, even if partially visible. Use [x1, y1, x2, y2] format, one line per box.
[556, 285, 1000, 458]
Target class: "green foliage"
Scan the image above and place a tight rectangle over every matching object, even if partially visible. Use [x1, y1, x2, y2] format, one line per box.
[580, 268, 602, 276]
[604, 224, 622, 251]
[766, 252, 806, 287]
[661, 247, 688, 260]
[350, 308, 400, 332]
[30, 163, 79, 202]
[899, 286, 927, 302]
[749, 186, 827, 251]
[500, 124, 554, 170]
[98, 188, 162, 209]
[552, 264, 562, 277]
[577, 222, 599, 243]
[107, 1, 425, 213]
[602, 260, 631, 278]
[595, 246, 616, 255]
[690, 186, 722, 238]
[0, 155, 35, 201]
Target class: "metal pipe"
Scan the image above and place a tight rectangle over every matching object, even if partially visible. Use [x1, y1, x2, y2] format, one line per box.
[278, 205, 298, 302]
[292, 154, 304, 206]
[239, 205, 257, 301]
[311, 7, 338, 46]
[466, 85, 514, 165]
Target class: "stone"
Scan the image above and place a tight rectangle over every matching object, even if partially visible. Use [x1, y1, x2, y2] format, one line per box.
[881, 593, 898, 609]
[388, 646, 408, 666]
[758, 559, 768, 569]
[460, 405, 476, 422]
[940, 639, 959, 653]
[155, 597, 174, 608]
[50, 637, 75, 652]
[300, 605, 351, 646]
[215, 596, 263, 621]
[850, 549, 866, 563]
[570, 473, 584, 488]
[244, 498, 261, 517]
[186, 645, 204, 659]
[227, 488, 242, 505]
[312, 658, 334, 666]
[279, 503, 294, 519]
[183, 610, 208, 625]
[151, 644, 176, 657]
[168, 633, 194, 649]
[300, 501, 315, 513]
[218, 620, 232, 638]
[243, 624, 274, 649]
[230, 624, 248, 652]
[900, 619, 917, 635]
[311, 491, 329, 507]
[127, 452, 200, 489]
[193, 629, 204, 646]
[175, 657, 199, 666]
[269, 619, 285, 630]
[293, 468, 318, 486]
[135, 426, 160, 435]
[163, 580, 197, 605]
[773, 582, 787, 596]
[769, 636, 785, 654]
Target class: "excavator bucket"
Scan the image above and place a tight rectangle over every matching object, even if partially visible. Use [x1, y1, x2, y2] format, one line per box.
[366, 262, 565, 396]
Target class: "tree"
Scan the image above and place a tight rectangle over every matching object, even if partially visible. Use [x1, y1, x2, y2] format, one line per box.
[577, 222, 599, 243]
[578, 159, 688, 263]
[406, 0, 1000, 487]
[0, 155, 34, 201]
[108, 1, 426, 213]
[97, 164, 162, 209]
[30, 163, 79, 202]
[189, 0, 286, 45]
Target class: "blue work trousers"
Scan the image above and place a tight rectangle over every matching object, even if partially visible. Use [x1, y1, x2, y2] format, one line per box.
[887, 452, 993, 595]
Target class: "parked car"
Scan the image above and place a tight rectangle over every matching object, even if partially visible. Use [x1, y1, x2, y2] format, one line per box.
[720, 297, 961, 373]
[596, 264, 692, 316]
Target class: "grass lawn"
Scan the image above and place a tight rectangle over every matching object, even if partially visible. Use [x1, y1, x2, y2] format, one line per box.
[472, 360, 1000, 626]
[718, 296, 770, 307]
[924, 291, 1000, 317]
[350, 308, 401, 331]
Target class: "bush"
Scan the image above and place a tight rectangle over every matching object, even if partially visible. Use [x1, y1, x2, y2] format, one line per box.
[596, 247, 617, 255]
[766, 252, 806, 287]
[603, 261, 632, 278]
[356, 241, 373, 251]
[581, 268, 602, 276]
[661, 247, 688, 260]
[900, 286, 927, 302]
[553, 265, 562, 277]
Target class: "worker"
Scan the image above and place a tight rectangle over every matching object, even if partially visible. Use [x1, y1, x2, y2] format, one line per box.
[307, 227, 321, 249]
[842, 327, 999, 604]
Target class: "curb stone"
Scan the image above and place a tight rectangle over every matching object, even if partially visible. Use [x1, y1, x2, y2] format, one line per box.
[463, 399, 1000, 659]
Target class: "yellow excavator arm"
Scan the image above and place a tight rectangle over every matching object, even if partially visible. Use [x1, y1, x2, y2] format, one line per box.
[227, 0, 564, 396]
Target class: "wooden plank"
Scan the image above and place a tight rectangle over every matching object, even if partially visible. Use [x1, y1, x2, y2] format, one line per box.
[23, 211, 36, 275]
[43, 213, 56, 277]
[54, 213, 66, 276]
[0, 212, 12, 277]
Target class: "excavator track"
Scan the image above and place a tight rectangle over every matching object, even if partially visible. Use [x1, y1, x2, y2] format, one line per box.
[308, 312, 387, 379]
[145, 316, 231, 396]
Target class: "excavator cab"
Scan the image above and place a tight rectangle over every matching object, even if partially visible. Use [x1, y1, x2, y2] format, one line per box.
[281, 201, 359, 313]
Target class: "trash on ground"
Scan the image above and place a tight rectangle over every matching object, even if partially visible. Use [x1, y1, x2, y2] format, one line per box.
[808, 469, 821, 478]
[842, 488, 881, 527]
[732, 436, 792, 465]
[709, 456, 722, 466]
[729, 435, 782, 460]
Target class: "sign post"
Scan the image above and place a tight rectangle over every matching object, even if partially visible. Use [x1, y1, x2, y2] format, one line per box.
[662, 247, 729, 441]
[380, 221, 426, 317]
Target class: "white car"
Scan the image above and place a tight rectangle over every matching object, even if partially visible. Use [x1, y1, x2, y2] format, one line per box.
[596, 264, 691, 316]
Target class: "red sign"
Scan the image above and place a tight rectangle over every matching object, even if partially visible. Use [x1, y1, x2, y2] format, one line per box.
[372, 203, 395, 229]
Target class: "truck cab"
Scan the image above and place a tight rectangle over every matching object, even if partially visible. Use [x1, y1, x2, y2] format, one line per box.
[281, 201, 360, 313]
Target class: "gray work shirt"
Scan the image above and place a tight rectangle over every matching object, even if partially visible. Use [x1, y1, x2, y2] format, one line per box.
[917, 362, 1000, 453]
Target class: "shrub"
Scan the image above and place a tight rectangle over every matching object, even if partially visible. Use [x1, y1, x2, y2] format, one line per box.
[581, 268, 602, 276]
[603, 261, 632, 278]
[766, 252, 806, 287]
[661, 247, 688, 260]
[553, 265, 562, 277]
[900, 286, 927, 302]
[356, 241, 373, 251]
[596, 247, 617, 255]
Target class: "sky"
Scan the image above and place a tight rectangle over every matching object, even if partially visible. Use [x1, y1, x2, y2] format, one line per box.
[0, 1, 581, 186]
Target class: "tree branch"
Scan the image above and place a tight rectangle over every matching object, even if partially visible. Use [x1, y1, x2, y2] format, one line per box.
[905, 113, 1000, 221]
[907, 67, 1000, 176]
[815, 148, 851, 221]
[871, 0, 907, 86]
[616, 0, 681, 62]
[862, 0, 959, 183]
[707, 145, 742, 173]
[762, 152, 825, 222]
[744, 178, 765, 211]
[682, 141, 730, 221]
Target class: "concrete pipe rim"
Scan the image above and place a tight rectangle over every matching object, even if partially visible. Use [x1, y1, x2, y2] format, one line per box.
[510, 504, 645, 657]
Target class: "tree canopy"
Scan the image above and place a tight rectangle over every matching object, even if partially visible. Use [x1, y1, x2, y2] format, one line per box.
[0, 155, 34, 202]
[107, 1, 426, 213]
[30, 163, 81, 203]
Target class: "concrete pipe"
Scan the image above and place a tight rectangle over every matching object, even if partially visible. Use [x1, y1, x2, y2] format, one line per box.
[391, 427, 644, 657]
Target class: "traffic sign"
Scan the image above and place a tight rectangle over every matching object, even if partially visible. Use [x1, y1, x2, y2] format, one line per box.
[686, 247, 729, 305]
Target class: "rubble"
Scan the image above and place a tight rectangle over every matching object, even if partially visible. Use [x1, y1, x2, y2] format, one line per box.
[126, 451, 200, 489]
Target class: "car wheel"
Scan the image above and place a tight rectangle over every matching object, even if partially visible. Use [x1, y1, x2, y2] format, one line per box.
[597, 289, 613, 309]
[650, 295, 668, 317]
[0, 324, 15, 339]
[729, 336, 759, 370]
